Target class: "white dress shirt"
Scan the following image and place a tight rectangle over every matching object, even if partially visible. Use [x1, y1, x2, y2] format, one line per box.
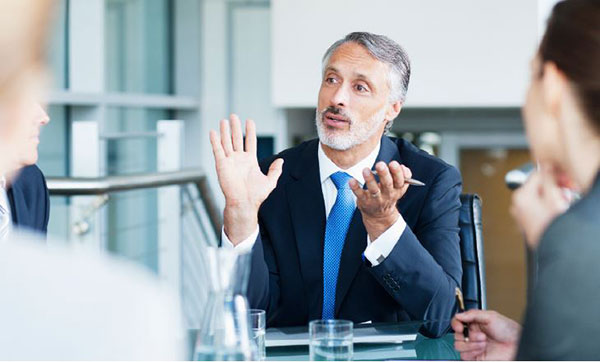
[222, 142, 407, 266]
[0, 176, 12, 242]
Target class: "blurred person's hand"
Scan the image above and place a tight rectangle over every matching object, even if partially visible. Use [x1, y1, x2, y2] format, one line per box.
[209, 114, 283, 245]
[510, 167, 570, 249]
[452, 310, 521, 360]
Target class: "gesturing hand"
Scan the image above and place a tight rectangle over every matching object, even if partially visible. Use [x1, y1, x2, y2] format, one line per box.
[209, 114, 283, 244]
[349, 161, 412, 240]
[452, 310, 521, 361]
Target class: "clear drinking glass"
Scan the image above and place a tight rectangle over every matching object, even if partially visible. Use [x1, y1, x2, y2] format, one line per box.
[250, 309, 266, 361]
[309, 320, 353, 361]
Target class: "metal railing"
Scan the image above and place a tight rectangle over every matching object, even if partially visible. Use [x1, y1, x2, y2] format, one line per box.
[46, 168, 223, 235]
[46, 168, 222, 327]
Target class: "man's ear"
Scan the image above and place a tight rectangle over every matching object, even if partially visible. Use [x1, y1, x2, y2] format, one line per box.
[385, 100, 402, 123]
[541, 61, 568, 120]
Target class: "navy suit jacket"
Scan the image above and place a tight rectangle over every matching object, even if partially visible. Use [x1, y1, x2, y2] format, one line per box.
[247, 136, 463, 337]
[7, 165, 50, 235]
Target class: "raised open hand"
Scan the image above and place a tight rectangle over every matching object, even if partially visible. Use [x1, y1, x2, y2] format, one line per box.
[209, 114, 283, 244]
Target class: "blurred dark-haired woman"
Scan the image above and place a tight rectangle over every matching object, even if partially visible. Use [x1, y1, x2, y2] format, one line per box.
[452, 0, 600, 360]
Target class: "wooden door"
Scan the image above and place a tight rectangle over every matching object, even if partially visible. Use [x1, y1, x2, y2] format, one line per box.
[460, 148, 531, 321]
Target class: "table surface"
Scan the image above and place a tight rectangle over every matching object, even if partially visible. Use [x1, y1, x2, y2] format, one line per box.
[266, 333, 460, 361]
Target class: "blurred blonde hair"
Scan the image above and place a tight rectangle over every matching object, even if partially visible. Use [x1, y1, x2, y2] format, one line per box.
[0, 0, 53, 101]
[0, 0, 54, 176]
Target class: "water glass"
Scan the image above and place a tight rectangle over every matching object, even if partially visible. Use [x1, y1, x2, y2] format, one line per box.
[309, 320, 353, 361]
[250, 309, 266, 361]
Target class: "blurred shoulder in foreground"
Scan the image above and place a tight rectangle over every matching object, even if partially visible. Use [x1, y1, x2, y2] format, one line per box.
[0, 231, 185, 360]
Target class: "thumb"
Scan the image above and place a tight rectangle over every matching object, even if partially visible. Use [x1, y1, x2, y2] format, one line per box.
[451, 315, 465, 334]
[266, 158, 284, 189]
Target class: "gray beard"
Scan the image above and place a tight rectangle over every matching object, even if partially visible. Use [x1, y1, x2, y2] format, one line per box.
[315, 107, 386, 151]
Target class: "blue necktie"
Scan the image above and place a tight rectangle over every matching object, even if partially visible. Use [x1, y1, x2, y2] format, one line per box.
[322, 171, 355, 319]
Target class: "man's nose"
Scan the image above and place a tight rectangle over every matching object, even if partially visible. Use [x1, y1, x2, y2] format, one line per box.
[330, 84, 349, 108]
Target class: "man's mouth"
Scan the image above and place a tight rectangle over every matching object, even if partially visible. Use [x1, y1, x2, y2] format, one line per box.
[323, 111, 350, 128]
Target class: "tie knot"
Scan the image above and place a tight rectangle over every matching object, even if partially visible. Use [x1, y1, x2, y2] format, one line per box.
[330, 171, 352, 190]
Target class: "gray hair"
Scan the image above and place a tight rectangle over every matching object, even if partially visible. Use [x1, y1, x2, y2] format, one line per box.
[322, 32, 411, 131]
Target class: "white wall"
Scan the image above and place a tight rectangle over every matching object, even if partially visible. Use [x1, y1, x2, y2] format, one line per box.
[231, 4, 288, 151]
[538, 0, 562, 37]
[272, 0, 540, 108]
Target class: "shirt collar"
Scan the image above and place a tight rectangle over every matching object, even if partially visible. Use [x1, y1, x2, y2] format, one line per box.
[318, 141, 381, 186]
[0, 176, 5, 190]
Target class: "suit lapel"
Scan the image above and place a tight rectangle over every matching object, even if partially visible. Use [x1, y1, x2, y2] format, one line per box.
[286, 140, 327, 320]
[373, 137, 403, 175]
[334, 136, 403, 315]
[6, 183, 26, 226]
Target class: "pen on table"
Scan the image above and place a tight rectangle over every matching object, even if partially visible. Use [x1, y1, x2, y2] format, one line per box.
[455, 287, 469, 342]
[370, 170, 426, 186]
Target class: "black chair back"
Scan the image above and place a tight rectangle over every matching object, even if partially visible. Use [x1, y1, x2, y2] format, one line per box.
[458, 194, 487, 310]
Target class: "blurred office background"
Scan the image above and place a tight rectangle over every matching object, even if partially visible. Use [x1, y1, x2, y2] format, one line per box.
[39, 0, 560, 325]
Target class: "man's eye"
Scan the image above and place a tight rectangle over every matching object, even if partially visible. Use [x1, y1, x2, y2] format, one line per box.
[325, 77, 337, 84]
[355, 84, 368, 92]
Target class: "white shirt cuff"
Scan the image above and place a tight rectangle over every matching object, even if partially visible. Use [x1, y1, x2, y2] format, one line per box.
[221, 225, 259, 254]
[364, 215, 407, 266]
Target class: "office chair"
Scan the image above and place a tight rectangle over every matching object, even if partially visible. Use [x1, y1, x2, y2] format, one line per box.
[458, 194, 487, 310]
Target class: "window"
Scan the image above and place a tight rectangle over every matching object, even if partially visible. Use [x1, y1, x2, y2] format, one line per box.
[41, 0, 186, 275]
[105, 0, 172, 94]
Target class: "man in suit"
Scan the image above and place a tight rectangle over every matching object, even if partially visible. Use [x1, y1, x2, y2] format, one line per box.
[211, 32, 462, 337]
[1, 103, 50, 237]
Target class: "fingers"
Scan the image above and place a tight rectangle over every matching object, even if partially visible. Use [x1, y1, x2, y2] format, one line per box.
[511, 169, 569, 247]
[466, 330, 488, 343]
[389, 161, 406, 189]
[461, 350, 486, 361]
[522, 171, 541, 194]
[209, 130, 225, 161]
[455, 330, 487, 361]
[363, 168, 381, 197]
[539, 167, 569, 211]
[454, 340, 487, 353]
[375, 162, 394, 195]
[451, 316, 465, 334]
[266, 158, 284, 190]
[453, 310, 493, 325]
[217, 115, 257, 155]
[219, 119, 234, 156]
[510, 172, 537, 218]
[351, 162, 412, 200]
[349, 178, 364, 198]
[454, 329, 487, 343]
[401, 164, 412, 180]
[230, 114, 244, 152]
[245, 119, 257, 154]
